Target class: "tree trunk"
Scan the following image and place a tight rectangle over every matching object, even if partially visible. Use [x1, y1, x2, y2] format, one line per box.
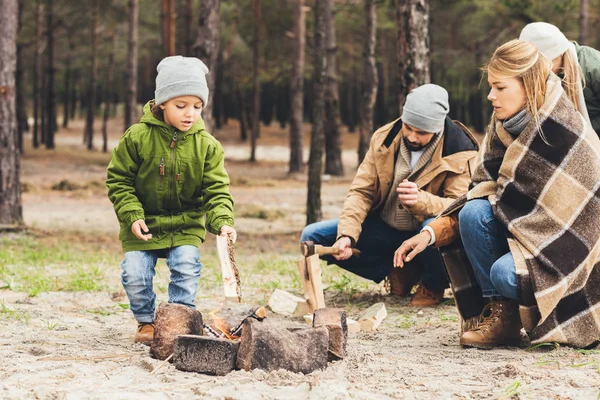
[33, 0, 41, 148]
[358, 0, 378, 164]
[323, 0, 343, 176]
[15, 0, 26, 153]
[44, 0, 56, 149]
[62, 35, 73, 128]
[238, 88, 247, 141]
[185, 0, 193, 56]
[289, 0, 306, 174]
[579, 0, 588, 46]
[124, 0, 139, 130]
[0, 0, 23, 225]
[396, 0, 430, 116]
[307, 0, 327, 225]
[194, 0, 220, 133]
[84, 0, 99, 150]
[250, 0, 261, 162]
[70, 69, 78, 120]
[161, 0, 176, 57]
[102, 30, 116, 154]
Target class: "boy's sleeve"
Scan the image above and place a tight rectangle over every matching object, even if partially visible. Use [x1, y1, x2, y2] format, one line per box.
[106, 132, 145, 227]
[202, 140, 235, 234]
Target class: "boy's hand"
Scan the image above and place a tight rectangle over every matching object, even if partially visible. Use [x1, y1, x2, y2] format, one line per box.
[220, 225, 237, 243]
[131, 219, 153, 241]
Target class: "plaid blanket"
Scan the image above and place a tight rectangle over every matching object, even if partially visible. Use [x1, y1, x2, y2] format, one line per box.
[442, 75, 600, 347]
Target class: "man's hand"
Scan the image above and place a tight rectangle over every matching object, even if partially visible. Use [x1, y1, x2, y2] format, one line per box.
[332, 236, 353, 260]
[396, 179, 419, 206]
[131, 219, 153, 241]
[393, 230, 431, 268]
[220, 225, 237, 243]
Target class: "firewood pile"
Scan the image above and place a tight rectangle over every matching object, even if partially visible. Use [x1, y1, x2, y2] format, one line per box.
[149, 303, 350, 376]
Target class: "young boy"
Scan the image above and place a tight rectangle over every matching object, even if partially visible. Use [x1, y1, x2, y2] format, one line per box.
[106, 56, 235, 343]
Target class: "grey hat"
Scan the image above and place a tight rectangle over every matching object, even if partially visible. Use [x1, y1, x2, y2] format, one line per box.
[401, 84, 449, 133]
[519, 22, 569, 61]
[155, 56, 209, 106]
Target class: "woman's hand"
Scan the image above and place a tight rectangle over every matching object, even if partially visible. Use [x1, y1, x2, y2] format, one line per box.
[394, 230, 431, 268]
[220, 225, 237, 243]
[131, 219, 153, 241]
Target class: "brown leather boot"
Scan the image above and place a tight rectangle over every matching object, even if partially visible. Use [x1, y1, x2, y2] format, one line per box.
[409, 283, 444, 307]
[386, 263, 420, 297]
[134, 322, 155, 344]
[460, 300, 522, 349]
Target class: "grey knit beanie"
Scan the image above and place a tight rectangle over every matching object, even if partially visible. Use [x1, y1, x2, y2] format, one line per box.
[401, 84, 449, 133]
[155, 56, 209, 106]
[519, 22, 570, 61]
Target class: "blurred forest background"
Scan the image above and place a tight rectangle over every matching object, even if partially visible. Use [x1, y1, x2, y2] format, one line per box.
[0, 0, 597, 224]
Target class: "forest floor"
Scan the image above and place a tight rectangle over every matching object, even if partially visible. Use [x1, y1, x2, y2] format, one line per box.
[1, 116, 599, 400]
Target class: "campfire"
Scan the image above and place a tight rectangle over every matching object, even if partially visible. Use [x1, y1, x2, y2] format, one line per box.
[148, 303, 348, 376]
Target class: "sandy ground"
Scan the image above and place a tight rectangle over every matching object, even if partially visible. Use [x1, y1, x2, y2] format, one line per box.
[2, 120, 599, 399]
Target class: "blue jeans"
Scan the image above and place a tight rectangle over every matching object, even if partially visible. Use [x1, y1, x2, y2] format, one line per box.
[300, 216, 448, 290]
[120, 245, 202, 323]
[458, 199, 519, 300]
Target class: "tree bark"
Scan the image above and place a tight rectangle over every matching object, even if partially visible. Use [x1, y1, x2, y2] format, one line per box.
[102, 30, 116, 154]
[32, 0, 41, 148]
[15, 0, 26, 153]
[579, 0, 588, 46]
[289, 0, 306, 173]
[250, 0, 261, 162]
[84, 0, 99, 150]
[124, 0, 139, 130]
[161, 0, 176, 57]
[194, 0, 220, 133]
[396, 0, 430, 116]
[324, 0, 343, 176]
[307, 0, 327, 225]
[358, 0, 378, 163]
[184, 0, 193, 56]
[62, 35, 74, 128]
[0, 0, 23, 225]
[44, 0, 56, 149]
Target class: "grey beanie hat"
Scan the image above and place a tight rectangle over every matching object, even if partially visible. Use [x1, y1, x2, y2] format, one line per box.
[155, 56, 209, 106]
[401, 84, 449, 133]
[519, 22, 569, 61]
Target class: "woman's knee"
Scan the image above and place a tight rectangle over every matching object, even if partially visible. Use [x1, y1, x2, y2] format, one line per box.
[490, 254, 519, 300]
[459, 199, 493, 231]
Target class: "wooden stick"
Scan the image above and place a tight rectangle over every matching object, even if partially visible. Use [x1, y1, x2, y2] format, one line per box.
[216, 235, 242, 302]
[297, 257, 318, 311]
[150, 353, 173, 374]
[306, 254, 326, 310]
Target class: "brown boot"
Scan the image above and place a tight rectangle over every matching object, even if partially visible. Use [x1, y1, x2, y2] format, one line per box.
[409, 283, 444, 307]
[386, 263, 420, 297]
[460, 300, 522, 349]
[134, 322, 155, 344]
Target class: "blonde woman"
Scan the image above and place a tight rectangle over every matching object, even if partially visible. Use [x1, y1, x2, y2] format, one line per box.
[520, 21, 600, 133]
[395, 39, 600, 350]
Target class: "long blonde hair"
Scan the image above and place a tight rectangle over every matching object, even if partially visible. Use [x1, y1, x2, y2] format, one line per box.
[482, 39, 552, 133]
[560, 48, 586, 112]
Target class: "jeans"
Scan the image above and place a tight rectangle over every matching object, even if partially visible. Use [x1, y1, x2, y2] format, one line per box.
[120, 245, 202, 323]
[458, 199, 519, 300]
[300, 216, 448, 290]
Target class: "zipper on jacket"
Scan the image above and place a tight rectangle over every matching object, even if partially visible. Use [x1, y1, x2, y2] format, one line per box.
[170, 129, 178, 247]
[159, 157, 165, 190]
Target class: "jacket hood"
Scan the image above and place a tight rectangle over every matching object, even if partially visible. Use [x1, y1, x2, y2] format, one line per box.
[139, 100, 206, 134]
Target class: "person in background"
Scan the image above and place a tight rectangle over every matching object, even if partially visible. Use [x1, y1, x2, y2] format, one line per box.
[106, 56, 235, 343]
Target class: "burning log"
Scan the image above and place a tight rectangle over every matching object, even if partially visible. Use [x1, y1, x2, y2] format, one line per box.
[203, 306, 267, 340]
[236, 319, 329, 374]
[173, 335, 240, 376]
[150, 303, 204, 361]
[313, 308, 348, 360]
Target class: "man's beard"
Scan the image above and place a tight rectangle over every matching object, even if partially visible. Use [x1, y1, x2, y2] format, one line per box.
[403, 137, 425, 151]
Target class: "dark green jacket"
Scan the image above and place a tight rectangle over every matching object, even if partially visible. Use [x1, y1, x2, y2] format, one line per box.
[575, 42, 600, 134]
[106, 101, 234, 252]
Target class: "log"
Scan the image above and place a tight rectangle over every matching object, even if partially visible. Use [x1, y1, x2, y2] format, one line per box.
[268, 289, 310, 317]
[216, 235, 242, 302]
[150, 303, 204, 360]
[358, 302, 387, 331]
[236, 319, 329, 374]
[347, 318, 361, 333]
[313, 308, 347, 359]
[297, 254, 325, 311]
[173, 335, 240, 376]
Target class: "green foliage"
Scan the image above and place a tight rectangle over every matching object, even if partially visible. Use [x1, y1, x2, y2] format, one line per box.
[0, 302, 31, 324]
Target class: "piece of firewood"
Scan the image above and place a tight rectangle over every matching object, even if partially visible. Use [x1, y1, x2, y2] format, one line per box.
[297, 257, 318, 311]
[268, 289, 310, 317]
[173, 335, 240, 376]
[346, 318, 361, 333]
[313, 308, 348, 359]
[358, 302, 387, 331]
[236, 319, 329, 374]
[306, 254, 326, 310]
[303, 314, 313, 325]
[216, 235, 242, 303]
[150, 303, 204, 360]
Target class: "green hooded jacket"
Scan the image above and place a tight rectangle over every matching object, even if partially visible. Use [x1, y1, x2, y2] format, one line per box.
[106, 101, 234, 252]
[575, 42, 600, 134]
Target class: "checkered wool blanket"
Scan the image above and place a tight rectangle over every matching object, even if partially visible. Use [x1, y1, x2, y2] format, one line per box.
[443, 74, 600, 347]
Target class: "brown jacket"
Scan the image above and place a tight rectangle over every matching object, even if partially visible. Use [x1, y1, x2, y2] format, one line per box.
[337, 117, 479, 243]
